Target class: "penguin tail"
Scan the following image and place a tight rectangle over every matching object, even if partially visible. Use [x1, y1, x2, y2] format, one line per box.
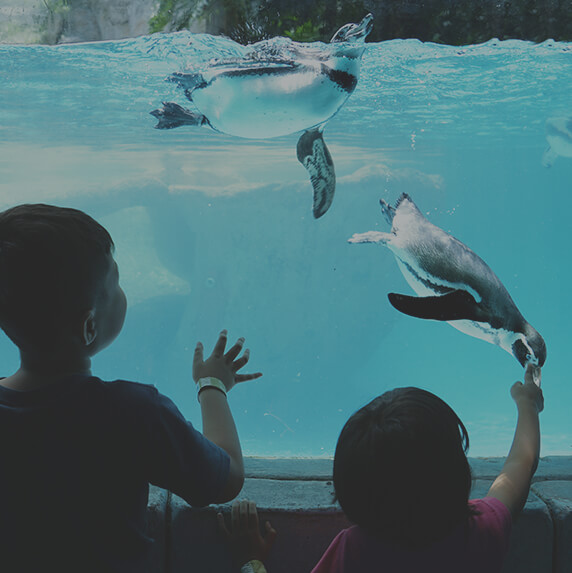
[150, 102, 207, 130]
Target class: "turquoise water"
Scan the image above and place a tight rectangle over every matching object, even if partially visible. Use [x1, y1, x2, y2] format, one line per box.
[0, 33, 570, 457]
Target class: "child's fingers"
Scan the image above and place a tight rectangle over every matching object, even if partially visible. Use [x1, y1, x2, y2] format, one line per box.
[217, 512, 230, 540]
[192, 342, 204, 379]
[524, 363, 535, 386]
[231, 499, 241, 532]
[225, 337, 245, 362]
[212, 329, 228, 358]
[232, 348, 251, 371]
[235, 499, 258, 531]
[265, 520, 278, 545]
[235, 372, 263, 383]
[247, 500, 259, 531]
[510, 380, 523, 400]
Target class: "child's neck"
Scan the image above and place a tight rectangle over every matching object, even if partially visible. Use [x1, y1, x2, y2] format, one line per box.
[1, 352, 92, 392]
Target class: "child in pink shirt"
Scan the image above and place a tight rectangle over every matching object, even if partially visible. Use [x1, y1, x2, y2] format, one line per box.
[221, 364, 543, 573]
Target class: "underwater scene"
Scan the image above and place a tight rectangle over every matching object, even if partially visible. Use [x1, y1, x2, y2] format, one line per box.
[0, 22, 570, 457]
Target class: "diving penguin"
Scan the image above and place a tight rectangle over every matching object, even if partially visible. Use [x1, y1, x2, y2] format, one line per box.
[151, 14, 374, 219]
[348, 193, 546, 367]
[542, 117, 572, 167]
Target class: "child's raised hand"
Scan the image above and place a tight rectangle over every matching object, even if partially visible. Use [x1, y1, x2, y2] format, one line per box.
[193, 330, 262, 392]
[510, 363, 544, 414]
[218, 500, 277, 567]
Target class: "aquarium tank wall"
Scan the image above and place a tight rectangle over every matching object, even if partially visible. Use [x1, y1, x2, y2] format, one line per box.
[0, 0, 571, 459]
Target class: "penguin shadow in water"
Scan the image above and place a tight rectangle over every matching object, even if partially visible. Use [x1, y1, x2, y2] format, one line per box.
[349, 193, 546, 368]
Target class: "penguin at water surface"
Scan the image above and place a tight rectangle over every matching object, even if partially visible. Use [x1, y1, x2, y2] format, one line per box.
[151, 14, 374, 219]
[348, 193, 546, 367]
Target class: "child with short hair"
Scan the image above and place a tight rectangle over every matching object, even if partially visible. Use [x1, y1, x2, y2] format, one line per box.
[0, 203, 261, 572]
[221, 364, 543, 572]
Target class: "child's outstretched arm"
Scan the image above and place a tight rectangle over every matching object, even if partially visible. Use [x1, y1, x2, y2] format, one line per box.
[487, 363, 544, 519]
[193, 330, 262, 503]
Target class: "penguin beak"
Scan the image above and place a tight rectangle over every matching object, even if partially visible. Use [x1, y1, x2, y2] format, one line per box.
[348, 14, 374, 41]
[512, 339, 530, 367]
[512, 336, 547, 368]
[331, 14, 374, 43]
[356, 14, 374, 38]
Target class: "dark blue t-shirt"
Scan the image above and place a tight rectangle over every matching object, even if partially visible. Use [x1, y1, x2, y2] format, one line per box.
[0, 375, 230, 572]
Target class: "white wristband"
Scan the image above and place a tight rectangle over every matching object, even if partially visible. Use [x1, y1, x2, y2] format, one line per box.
[196, 377, 227, 401]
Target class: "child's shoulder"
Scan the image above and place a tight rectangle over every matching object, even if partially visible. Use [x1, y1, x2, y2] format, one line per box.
[88, 377, 162, 409]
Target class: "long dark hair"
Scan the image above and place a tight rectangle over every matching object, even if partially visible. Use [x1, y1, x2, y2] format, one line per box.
[333, 387, 473, 548]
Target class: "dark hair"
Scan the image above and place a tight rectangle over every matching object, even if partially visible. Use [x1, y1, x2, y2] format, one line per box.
[333, 387, 472, 548]
[0, 204, 114, 351]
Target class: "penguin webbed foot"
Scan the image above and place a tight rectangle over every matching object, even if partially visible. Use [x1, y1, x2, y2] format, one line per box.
[150, 102, 206, 129]
[388, 290, 482, 321]
[296, 128, 336, 219]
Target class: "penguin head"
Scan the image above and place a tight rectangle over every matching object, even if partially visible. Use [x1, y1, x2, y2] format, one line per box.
[512, 327, 546, 368]
[330, 14, 373, 44]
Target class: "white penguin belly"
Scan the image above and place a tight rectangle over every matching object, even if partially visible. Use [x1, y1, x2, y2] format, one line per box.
[447, 320, 516, 356]
[192, 71, 349, 139]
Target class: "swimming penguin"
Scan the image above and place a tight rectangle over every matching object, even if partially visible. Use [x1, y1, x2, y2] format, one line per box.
[542, 117, 572, 167]
[348, 193, 546, 367]
[151, 14, 373, 219]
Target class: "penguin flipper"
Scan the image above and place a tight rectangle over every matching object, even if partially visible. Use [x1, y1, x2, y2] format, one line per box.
[348, 231, 392, 244]
[388, 290, 483, 321]
[296, 128, 336, 219]
[150, 102, 207, 130]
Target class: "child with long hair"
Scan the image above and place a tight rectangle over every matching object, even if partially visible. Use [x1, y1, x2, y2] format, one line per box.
[221, 364, 543, 572]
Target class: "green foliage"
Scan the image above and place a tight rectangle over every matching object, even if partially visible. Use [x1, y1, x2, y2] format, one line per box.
[149, 0, 370, 43]
[149, 0, 200, 34]
[149, 0, 174, 33]
[149, 0, 572, 45]
[284, 20, 322, 42]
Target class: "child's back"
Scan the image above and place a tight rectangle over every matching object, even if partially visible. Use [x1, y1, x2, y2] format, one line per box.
[0, 377, 230, 571]
[0, 204, 260, 572]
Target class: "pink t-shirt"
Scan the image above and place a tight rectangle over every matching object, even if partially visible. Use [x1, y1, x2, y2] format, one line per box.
[311, 497, 511, 573]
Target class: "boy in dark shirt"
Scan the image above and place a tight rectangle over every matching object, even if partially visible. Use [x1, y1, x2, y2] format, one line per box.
[0, 203, 261, 572]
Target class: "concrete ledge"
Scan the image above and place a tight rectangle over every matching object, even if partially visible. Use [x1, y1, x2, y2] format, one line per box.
[147, 456, 572, 573]
[532, 481, 572, 573]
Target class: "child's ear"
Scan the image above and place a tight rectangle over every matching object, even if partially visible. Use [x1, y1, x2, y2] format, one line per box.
[81, 309, 98, 346]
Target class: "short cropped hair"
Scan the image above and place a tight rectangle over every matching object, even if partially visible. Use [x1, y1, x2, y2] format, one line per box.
[333, 387, 472, 548]
[0, 204, 114, 351]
